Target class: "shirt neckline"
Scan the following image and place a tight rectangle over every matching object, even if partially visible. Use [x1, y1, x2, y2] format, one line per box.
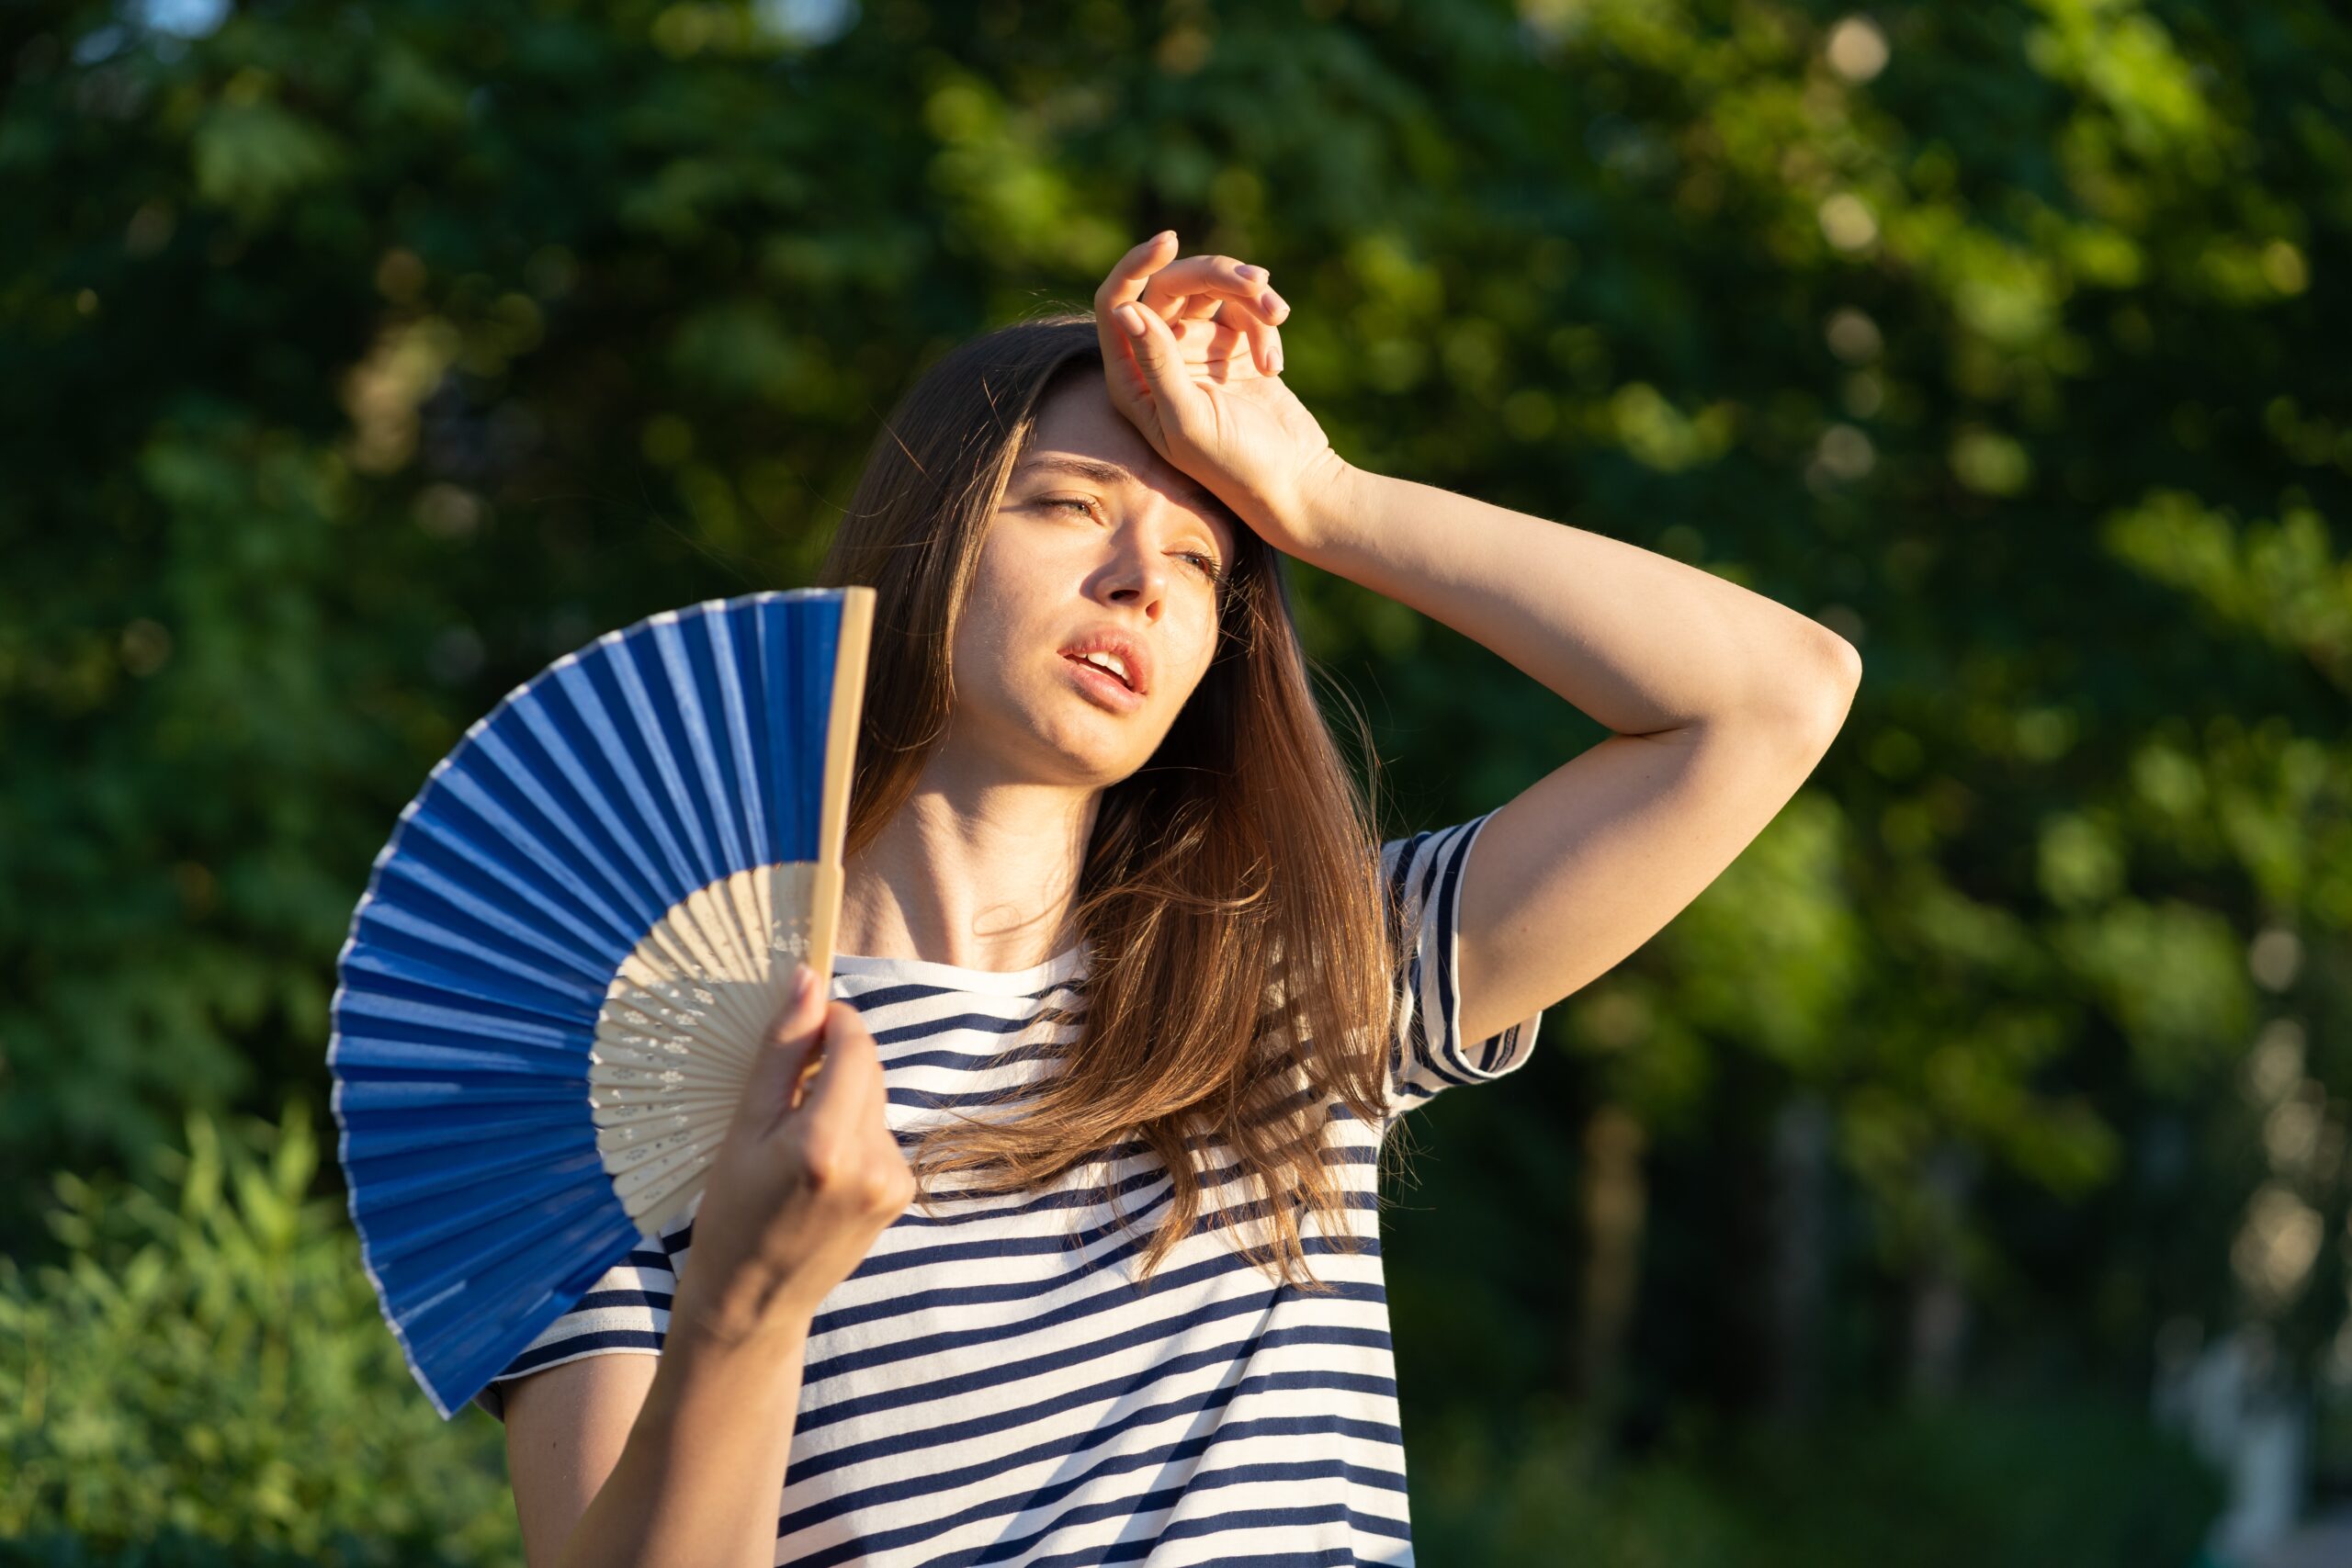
[831, 941, 1087, 996]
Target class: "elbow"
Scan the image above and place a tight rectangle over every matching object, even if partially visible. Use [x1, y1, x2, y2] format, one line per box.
[1743, 627, 1860, 749]
[1818, 629, 1863, 701]
[1699, 628, 1862, 752]
[1795, 630, 1862, 743]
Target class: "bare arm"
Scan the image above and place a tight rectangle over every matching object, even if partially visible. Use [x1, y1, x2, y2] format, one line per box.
[506, 1322, 810, 1568]
[1088, 231, 1860, 1042]
[1290, 461, 1856, 742]
[1288, 462, 1861, 1042]
[503, 967, 913, 1568]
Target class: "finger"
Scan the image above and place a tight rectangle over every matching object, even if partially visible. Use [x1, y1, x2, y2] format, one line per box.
[1100, 311, 1159, 427]
[1104, 239, 1282, 339]
[1147, 263, 1286, 378]
[1168, 302, 1279, 379]
[1094, 231, 1182, 365]
[1258, 317, 1283, 378]
[1095, 233, 1182, 423]
[1137, 254, 1287, 331]
[740, 963, 830, 1131]
[797, 1001, 881, 1129]
[1109, 301, 1200, 453]
[1096, 230, 1182, 313]
[1207, 299, 1283, 378]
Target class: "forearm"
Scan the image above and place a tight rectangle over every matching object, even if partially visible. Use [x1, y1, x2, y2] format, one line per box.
[1289, 461, 1859, 738]
[554, 1324, 808, 1568]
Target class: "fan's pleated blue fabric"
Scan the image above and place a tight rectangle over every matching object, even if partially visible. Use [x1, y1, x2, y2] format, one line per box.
[328, 590, 849, 1419]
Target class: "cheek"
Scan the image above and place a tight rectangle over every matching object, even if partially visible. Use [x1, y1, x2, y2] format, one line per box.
[969, 521, 1073, 611]
[1168, 607, 1224, 695]
[956, 536, 1061, 683]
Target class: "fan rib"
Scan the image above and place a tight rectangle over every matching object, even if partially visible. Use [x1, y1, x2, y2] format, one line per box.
[329, 588, 875, 1421]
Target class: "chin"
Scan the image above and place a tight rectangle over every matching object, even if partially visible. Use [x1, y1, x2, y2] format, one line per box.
[1064, 744, 1155, 788]
[961, 682, 1167, 785]
[996, 716, 1148, 787]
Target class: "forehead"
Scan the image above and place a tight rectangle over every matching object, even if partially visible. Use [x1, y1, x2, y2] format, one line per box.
[1014, 379, 1236, 554]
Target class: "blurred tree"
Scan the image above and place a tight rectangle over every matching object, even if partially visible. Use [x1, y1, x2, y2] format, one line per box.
[2, 0, 2348, 1551]
[0, 1100, 515, 1563]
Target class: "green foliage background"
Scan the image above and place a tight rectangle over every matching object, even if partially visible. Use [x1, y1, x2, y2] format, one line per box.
[6, 0, 2346, 1559]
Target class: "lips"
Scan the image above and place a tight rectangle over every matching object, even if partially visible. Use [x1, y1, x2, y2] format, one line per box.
[1063, 656, 1142, 713]
[1064, 651, 1135, 692]
[1057, 628, 1151, 697]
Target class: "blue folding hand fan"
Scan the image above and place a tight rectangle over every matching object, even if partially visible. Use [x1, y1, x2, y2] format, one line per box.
[327, 585, 876, 1419]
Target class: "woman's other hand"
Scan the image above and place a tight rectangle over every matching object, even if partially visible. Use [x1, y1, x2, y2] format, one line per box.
[665, 964, 915, 1352]
[1092, 231, 1351, 556]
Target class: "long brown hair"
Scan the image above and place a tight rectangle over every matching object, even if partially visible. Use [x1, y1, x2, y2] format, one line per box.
[814, 310, 1399, 1291]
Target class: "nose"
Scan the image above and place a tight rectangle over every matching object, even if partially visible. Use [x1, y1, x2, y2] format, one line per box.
[1097, 525, 1170, 619]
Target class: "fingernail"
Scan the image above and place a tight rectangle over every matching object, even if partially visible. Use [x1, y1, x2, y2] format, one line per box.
[791, 962, 815, 1004]
[1116, 303, 1148, 337]
[1154, 229, 1175, 244]
[1268, 293, 1289, 319]
[1236, 264, 1266, 281]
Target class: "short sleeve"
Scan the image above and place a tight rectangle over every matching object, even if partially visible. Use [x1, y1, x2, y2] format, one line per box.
[1380, 810, 1544, 1127]
[469, 1229, 680, 1422]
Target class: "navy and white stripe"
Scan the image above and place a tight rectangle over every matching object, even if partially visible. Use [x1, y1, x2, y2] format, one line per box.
[1380, 815, 1542, 1121]
[477, 811, 1543, 1565]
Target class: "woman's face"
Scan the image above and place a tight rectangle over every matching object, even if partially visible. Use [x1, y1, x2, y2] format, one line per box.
[947, 375, 1238, 790]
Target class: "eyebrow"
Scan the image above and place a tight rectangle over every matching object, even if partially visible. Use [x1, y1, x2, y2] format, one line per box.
[1013, 455, 1221, 515]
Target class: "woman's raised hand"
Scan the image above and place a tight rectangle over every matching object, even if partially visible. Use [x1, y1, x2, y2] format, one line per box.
[666, 964, 916, 1351]
[1092, 231, 1351, 557]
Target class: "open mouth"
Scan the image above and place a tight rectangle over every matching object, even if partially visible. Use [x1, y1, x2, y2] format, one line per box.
[1063, 654, 1141, 704]
[1064, 653, 1136, 693]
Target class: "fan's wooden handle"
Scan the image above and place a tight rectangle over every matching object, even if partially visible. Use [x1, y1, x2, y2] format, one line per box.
[808, 587, 874, 992]
[784, 585, 873, 1115]
[787, 1050, 825, 1112]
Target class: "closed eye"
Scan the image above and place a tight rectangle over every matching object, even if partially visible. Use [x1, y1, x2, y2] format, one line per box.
[1044, 497, 1224, 583]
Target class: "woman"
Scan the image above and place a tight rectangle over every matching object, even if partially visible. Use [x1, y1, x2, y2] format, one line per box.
[480, 232, 1860, 1566]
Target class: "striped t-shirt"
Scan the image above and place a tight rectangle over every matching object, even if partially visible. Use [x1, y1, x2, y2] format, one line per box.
[477, 811, 1544, 1566]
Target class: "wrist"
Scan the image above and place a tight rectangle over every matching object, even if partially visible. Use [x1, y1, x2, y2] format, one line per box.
[669, 1312, 809, 1372]
[650, 1311, 809, 1437]
[669, 1272, 818, 1359]
[1249, 449, 1370, 566]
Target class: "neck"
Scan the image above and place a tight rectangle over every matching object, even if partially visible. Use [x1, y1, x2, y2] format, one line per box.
[839, 759, 1099, 973]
